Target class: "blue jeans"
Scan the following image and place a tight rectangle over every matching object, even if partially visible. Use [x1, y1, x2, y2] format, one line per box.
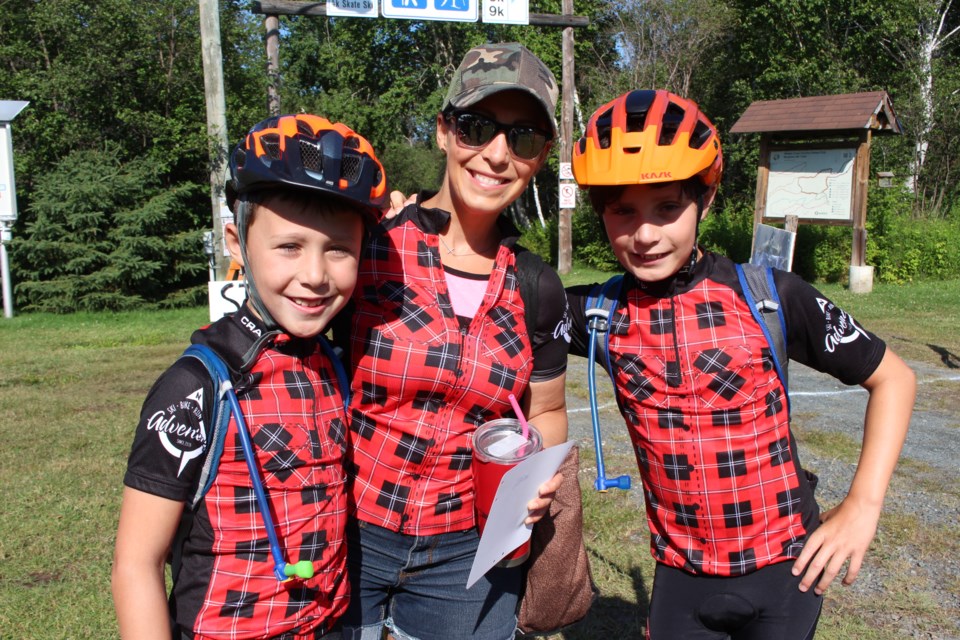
[341, 520, 521, 640]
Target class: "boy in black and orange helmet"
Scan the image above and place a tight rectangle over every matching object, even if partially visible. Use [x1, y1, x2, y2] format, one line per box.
[113, 114, 387, 640]
[566, 90, 915, 639]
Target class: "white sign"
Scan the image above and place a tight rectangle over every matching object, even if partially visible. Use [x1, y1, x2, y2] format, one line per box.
[558, 161, 573, 181]
[559, 181, 577, 209]
[467, 440, 574, 588]
[482, 0, 528, 24]
[209, 280, 246, 322]
[766, 148, 855, 221]
[0, 126, 16, 222]
[382, 0, 478, 22]
[327, 0, 378, 18]
[750, 223, 797, 272]
[219, 197, 234, 257]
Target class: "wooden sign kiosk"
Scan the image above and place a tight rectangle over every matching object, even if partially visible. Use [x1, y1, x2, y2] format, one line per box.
[730, 91, 901, 292]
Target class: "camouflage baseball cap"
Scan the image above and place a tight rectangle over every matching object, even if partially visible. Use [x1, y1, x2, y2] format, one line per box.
[442, 42, 559, 137]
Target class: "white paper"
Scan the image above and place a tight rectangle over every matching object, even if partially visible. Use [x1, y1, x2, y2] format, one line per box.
[466, 440, 574, 588]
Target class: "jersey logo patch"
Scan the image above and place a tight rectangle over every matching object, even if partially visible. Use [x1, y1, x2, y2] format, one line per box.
[146, 387, 208, 476]
[817, 298, 870, 353]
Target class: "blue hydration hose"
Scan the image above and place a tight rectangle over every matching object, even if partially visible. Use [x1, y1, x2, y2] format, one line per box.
[586, 296, 632, 493]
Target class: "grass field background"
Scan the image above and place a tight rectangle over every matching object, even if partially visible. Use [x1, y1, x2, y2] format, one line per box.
[0, 277, 957, 639]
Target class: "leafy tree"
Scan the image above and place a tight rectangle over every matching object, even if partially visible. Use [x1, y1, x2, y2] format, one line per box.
[0, 0, 265, 310]
[12, 145, 205, 312]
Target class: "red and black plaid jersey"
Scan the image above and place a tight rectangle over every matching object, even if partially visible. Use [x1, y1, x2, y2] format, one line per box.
[567, 253, 886, 577]
[126, 311, 349, 639]
[345, 204, 538, 535]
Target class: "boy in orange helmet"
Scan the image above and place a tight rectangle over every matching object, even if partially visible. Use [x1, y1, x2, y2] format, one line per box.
[565, 89, 915, 639]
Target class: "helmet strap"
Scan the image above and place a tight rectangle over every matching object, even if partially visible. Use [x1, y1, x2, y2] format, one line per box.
[235, 198, 281, 332]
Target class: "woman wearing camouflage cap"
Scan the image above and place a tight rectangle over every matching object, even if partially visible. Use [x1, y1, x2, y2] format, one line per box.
[338, 43, 570, 640]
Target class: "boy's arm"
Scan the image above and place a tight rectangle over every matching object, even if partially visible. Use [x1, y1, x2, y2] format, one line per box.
[522, 373, 569, 524]
[791, 348, 916, 595]
[112, 487, 184, 640]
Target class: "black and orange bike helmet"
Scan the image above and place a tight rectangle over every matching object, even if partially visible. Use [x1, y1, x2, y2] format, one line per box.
[227, 113, 388, 225]
[225, 114, 387, 333]
[572, 89, 722, 189]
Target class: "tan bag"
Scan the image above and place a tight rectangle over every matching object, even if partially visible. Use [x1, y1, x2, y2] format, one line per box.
[518, 445, 598, 635]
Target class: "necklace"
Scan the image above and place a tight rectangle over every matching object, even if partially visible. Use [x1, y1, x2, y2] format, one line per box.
[438, 233, 499, 257]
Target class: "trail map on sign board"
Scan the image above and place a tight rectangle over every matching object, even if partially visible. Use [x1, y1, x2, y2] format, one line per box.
[765, 148, 855, 221]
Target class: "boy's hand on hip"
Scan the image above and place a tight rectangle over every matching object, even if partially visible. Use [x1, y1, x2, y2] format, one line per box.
[792, 497, 881, 595]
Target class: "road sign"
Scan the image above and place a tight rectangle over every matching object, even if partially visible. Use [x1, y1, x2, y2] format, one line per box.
[381, 0, 478, 22]
[482, 0, 528, 24]
[559, 181, 577, 209]
[328, 0, 378, 18]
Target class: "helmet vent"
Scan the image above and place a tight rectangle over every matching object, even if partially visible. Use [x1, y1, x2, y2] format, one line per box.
[658, 103, 685, 146]
[299, 138, 324, 174]
[596, 108, 613, 149]
[262, 133, 282, 160]
[344, 136, 361, 150]
[296, 119, 314, 137]
[690, 120, 713, 149]
[233, 148, 246, 170]
[342, 154, 362, 182]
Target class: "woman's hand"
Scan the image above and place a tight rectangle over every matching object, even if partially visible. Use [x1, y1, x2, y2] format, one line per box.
[381, 190, 414, 220]
[524, 471, 563, 525]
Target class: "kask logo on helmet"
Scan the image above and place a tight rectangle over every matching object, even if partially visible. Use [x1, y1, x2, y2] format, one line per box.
[640, 171, 672, 180]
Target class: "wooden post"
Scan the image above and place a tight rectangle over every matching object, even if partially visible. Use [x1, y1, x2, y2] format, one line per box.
[265, 15, 281, 116]
[199, 0, 231, 279]
[851, 130, 871, 267]
[750, 134, 771, 257]
[557, 0, 574, 274]
[784, 215, 799, 234]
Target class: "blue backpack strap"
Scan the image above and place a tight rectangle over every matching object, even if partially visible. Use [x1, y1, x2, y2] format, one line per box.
[317, 334, 351, 409]
[584, 274, 624, 378]
[585, 275, 630, 492]
[736, 263, 790, 411]
[180, 343, 235, 508]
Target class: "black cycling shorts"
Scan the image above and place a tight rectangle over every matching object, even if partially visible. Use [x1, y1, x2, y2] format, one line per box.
[646, 561, 822, 640]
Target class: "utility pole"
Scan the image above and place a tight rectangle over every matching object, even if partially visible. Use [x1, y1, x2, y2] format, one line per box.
[199, 0, 231, 279]
[266, 15, 281, 116]
[557, 0, 575, 274]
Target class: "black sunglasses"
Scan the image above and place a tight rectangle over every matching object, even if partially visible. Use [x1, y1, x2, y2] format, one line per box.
[446, 111, 552, 160]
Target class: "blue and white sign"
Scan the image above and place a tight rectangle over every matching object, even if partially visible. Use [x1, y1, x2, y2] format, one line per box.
[328, 0, 378, 18]
[482, 0, 528, 24]
[382, 0, 478, 22]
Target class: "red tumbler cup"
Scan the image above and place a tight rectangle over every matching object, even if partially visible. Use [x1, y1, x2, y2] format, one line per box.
[472, 418, 543, 567]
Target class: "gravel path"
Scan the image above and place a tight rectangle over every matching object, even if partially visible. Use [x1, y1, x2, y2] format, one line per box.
[563, 356, 960, 638]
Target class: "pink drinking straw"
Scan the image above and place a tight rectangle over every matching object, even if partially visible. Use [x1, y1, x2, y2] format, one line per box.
[507, 393, 530, 441]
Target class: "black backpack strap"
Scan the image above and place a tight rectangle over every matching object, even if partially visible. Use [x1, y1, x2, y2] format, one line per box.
[736, 263, 790, 403]
[514, 247, 545, 335]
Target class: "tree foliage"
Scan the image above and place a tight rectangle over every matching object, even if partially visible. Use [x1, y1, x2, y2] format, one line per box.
[1, 0, 958, 311]
[14, 145, 204, 312]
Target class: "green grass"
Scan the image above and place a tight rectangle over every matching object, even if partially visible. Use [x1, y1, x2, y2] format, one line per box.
[0, 307, 207, 638]
[1, 278, 957, 638]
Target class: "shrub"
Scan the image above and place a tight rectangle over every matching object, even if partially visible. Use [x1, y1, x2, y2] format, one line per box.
[867, 185, 960, 283]
[11, 145, 206, 312]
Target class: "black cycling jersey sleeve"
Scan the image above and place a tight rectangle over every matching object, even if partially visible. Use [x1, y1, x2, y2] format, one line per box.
[122, 357, 214, 502]
[529, 264, 571, 383]
[773, 269, 887, 386]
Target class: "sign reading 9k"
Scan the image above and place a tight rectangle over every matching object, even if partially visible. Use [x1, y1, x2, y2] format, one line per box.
[382, 0, 478, 21]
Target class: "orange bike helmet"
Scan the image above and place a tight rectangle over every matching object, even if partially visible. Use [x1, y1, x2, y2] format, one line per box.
[572, 89, 722, 189]
[227, 113, 388, 224]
